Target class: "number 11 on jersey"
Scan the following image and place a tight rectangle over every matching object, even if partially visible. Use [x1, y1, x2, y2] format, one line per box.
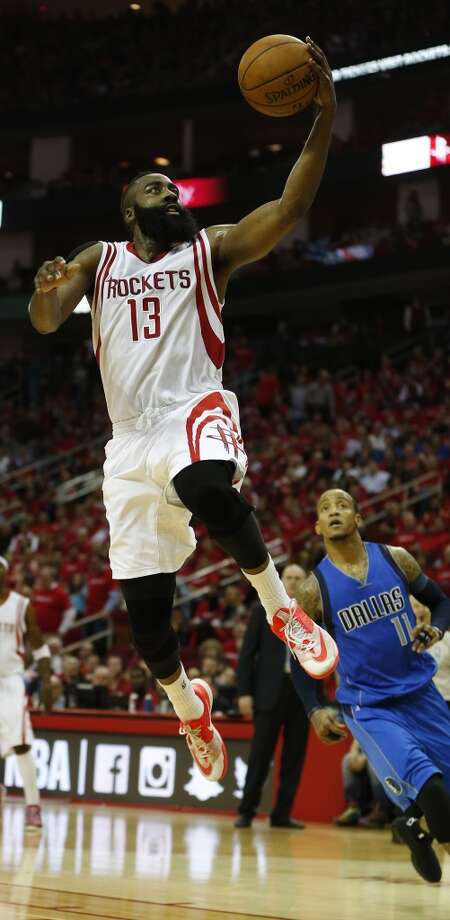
[391, 613, 414, 647]
[128, 297, 161, 341]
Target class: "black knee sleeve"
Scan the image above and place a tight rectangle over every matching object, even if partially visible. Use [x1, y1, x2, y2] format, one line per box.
[174, 460, 252, 535]
[213, 511, 268, 569]
[173, 460, 267, 567]
[120, 573, 180, 679]
[417, 774, 450, 843]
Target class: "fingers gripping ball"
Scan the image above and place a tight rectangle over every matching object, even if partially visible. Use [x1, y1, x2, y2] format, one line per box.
[238, 34, 318, 117]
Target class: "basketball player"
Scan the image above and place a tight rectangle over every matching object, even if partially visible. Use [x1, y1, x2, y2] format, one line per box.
[290, 489, 450, 883]
[0, 557, 53, 830]
[29, 40, 339, 783]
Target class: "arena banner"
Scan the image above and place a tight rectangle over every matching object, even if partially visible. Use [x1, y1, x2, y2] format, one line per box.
[175, 177, 227, 208]
[0, 715, 273, 812]
[382, 133, 450, 176]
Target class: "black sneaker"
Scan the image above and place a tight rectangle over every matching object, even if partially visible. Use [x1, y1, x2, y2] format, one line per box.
[392, 816, 442, 883]
[234, 814, 252, 828]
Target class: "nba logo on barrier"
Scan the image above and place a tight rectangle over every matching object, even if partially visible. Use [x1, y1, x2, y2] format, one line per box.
[138, 747, 176, 798]
[93, 744, 130, 795]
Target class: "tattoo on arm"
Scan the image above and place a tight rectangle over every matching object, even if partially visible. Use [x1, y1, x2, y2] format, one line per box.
[298, 574, 323, 621]
[388, 546, 422, 584]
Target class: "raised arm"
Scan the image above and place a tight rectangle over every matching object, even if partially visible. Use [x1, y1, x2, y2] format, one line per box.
[208, 39, 336, 295]
[29, 242, 101, 334]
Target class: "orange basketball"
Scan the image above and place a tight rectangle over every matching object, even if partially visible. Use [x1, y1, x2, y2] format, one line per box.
[238, 34, 318, 117]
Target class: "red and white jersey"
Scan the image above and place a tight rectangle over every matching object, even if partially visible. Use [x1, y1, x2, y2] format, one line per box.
[0, 591, 28, 677]
[91, 230, 226, 422]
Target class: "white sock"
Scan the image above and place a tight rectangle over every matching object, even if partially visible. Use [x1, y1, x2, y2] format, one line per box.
[158, 664, 203, 722]
[243, 556, 291, 624]
[16, 751, 40, 806]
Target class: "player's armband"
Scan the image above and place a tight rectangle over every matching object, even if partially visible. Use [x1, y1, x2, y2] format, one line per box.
[411, 574, 450, 635]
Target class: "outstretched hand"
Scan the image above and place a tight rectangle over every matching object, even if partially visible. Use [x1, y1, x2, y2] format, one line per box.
[310, 708, 348, 745]
[305, 36, 336, 112]
[411, 621, 442, 653]
[34, 256, 81, 294]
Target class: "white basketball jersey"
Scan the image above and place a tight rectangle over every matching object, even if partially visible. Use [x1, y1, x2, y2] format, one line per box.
[0, 591, 28, 677]
[91, 229, 226, 422]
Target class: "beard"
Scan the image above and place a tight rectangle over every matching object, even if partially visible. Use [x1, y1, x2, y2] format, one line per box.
[134, 203, 198, 250]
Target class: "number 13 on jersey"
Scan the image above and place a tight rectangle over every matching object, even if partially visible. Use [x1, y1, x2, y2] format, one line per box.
[128, 297, 161, 341]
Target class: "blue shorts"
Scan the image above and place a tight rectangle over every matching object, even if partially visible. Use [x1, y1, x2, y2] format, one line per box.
[342, 681, 450, 811]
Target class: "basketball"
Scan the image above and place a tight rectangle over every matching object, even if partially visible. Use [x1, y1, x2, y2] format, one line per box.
[238, 34, 318, 117]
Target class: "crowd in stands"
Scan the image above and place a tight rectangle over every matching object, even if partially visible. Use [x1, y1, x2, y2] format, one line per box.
[235, 216, 450, 287]
[1, 309, 450, 713]
[1, 0, 448, 114]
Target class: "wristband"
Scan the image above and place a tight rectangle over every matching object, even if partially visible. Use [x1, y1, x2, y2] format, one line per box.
[33, 644, 51, 662]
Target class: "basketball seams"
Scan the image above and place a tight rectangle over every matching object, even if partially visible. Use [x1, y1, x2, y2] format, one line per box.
[243, 61, 315, 93]
[239, 39, 304, 88]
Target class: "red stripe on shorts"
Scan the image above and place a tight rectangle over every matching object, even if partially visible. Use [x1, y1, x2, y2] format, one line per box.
[186, 391, 237, 463]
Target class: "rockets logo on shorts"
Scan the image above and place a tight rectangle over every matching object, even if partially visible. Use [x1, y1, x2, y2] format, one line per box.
[185, 391, 245, 464]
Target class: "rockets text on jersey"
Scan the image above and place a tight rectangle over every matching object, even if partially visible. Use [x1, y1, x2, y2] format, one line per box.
[91, 230, 226, 423]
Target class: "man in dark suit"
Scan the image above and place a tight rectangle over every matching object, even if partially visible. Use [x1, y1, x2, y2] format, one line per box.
[235, 564, 310, 829]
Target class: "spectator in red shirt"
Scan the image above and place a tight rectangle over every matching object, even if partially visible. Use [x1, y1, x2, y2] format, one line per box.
[107, 655, 131, 696]
[254, 367, 281, 414]
[77, 640, 95, 675]
[59, 545, 87, 583]
[86, 556, 119, 617]
[32, 566, 76, 636]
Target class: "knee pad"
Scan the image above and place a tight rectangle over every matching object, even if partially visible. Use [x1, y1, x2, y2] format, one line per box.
[417, 774, 450, 843]
[213, 511, 268, 569]
[120, 573, 180, 678]
[173, 459, 253, 537]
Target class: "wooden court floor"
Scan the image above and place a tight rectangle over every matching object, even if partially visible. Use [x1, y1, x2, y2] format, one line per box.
[0, 799, 448, 920]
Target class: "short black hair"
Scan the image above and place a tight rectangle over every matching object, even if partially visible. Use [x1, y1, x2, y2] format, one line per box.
[120, 171, 154, 215]
[316, 489, 360, 515]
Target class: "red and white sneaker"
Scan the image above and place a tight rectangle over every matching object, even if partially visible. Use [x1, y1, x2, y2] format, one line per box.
[272, 600, 339, 679]
[179, 679, 228, 782]
[25, 804, 42, 832]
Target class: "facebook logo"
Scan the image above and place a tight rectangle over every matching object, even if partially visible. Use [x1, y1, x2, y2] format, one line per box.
[93, 745, 130, 795]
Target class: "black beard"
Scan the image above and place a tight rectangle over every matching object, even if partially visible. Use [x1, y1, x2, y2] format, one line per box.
[134, 204, 198, 250]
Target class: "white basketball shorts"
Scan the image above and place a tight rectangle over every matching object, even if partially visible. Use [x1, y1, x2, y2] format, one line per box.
[0, 674, 34, 757]
[103, 390, 248, 579]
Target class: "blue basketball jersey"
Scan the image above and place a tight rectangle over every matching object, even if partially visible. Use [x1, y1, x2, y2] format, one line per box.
[314, 542, 437, 706]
